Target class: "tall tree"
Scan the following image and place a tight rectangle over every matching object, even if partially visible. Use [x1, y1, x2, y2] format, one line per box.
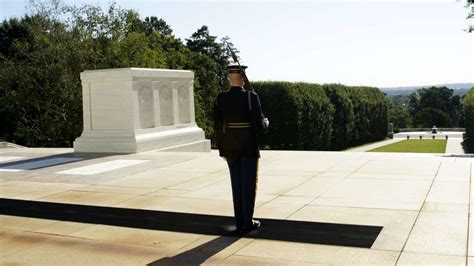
[388, 103, 412, 130]
[186, 26, 230, 88]
[185, 26, 233, 140]
[408, 86, 462, 127]
[1, 1, 234, 146]
[0, 15, 82, 146]
[467, 0, 473, 32]
[144, 16, 173, 36]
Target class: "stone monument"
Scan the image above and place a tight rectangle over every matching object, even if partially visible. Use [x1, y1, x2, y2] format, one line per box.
[388, 123, 394, 139]
[73, 68, 211, 153]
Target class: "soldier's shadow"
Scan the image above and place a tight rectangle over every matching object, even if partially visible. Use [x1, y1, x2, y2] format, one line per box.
[147, 235, 240, 266]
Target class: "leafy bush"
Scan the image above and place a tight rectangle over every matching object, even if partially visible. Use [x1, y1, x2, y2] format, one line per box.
[253, 82, 334, 150]
[323, 84, 355, 150]
[253, 82, 388, 150]
[388, 105, 412, 131]
[348, 86, 388, 146]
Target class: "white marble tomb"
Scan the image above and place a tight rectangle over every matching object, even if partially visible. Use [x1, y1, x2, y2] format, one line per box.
[73, 68, 211, 153]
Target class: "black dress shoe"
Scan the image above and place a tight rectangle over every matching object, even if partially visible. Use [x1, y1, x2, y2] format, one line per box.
[251, 219, 261, 230]
[243, 220, 261, 233]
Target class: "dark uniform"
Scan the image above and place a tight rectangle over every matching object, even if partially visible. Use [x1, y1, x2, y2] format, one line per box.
[214, 66, 268, 231]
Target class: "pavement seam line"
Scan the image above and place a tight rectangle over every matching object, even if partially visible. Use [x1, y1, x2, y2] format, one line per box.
[304, 202, 420, 213]
[266, 175, 320, 198]
[161, 234, 208, 258]
[262, 172, 325, 204]
[23, 229, 180, 258]
[33, 189, 128, 204]
[160, 169, 226, 191]
[310, 159, 371, 204]
[345, 176, 434, 182]
[394, 160, 442, 265]
[283, 160, 371, 221]
[69, 188, 153, 196]
[371, 249, 467, 258]
[16, 219, 205, 252]
[26, 188, 79, 202]
[466, 160, 472, 265]
[281, 174, 350, 220]
[222, 252, 314, 264]
[219, 238, 257, 263]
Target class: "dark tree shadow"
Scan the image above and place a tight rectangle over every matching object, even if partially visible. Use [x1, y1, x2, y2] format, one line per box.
[148, 236, 240, 266]
[462, 139, 474, 154]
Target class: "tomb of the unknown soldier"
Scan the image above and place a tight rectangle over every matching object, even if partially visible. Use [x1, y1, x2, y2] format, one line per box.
[73, 68, 211, 154]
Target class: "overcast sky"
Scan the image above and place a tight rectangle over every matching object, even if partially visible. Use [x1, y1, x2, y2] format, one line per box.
[1, 0, 473, 87]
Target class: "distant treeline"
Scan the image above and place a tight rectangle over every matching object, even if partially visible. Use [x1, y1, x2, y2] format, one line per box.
[1, 1, 389, 151]
[382, 84, 473, 96]
[254, 82, 388, 151]
[387, 86, 466, 131]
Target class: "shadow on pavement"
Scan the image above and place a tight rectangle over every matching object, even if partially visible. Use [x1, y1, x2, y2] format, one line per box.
[0, 198, 382, 248]
[148, 236, 239, 265]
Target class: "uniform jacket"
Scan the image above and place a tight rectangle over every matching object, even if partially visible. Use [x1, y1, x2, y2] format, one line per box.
[214, 86, 267, 159]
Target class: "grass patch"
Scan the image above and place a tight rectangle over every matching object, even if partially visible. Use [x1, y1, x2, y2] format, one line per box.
[343, 138, 389, 151]
[368, 140, 447, 153]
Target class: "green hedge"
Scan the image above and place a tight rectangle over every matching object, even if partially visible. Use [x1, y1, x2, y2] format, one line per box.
[464, 88, 474, 152]
[253, 82, 334, 150]
[253, 82, 388, 151]
[349, 86, 389, 145]
[323, 84, 355, 150]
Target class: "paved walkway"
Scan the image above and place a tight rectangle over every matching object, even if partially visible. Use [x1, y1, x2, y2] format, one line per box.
[446, 138, 466, 155]
[348, 138, 404, 152]
[0, 148, 473, 265]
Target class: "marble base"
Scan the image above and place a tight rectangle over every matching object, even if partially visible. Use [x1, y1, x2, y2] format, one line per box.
[73, 125, 210, 154]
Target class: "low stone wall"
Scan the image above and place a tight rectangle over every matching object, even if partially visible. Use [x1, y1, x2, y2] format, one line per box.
[395, 134, 452, 139]
[398, 128, 465, 133]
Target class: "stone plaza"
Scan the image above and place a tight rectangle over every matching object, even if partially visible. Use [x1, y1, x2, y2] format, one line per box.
[0, 147, 473, 265]
[1, 67, 472, 265]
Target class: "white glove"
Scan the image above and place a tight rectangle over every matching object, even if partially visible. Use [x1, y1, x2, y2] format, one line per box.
[263, 118, 269, 128]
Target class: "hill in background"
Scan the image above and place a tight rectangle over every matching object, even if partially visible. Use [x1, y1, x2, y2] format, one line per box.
[381, 83, 473, 96]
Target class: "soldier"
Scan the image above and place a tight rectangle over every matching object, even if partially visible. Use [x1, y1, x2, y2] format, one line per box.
[214, 64, 269, 234]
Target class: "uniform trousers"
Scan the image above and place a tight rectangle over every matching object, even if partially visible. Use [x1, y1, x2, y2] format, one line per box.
[226, 158, 259, 229]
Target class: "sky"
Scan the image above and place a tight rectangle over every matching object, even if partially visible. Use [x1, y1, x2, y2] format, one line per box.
[0, 0, 473, 88]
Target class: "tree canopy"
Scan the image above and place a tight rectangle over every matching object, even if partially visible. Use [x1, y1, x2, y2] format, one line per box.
[467, 0, 473, 32]
[406, 86, 462, 128]
[0, 1, 233, 146]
